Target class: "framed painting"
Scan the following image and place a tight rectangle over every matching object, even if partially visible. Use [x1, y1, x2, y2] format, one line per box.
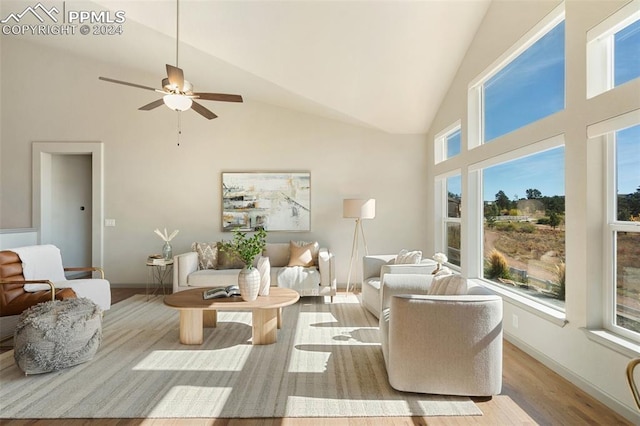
[222, 172, 311, 232]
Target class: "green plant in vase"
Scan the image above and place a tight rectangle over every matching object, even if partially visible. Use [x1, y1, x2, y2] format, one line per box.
[220, 228, 267, 301]
[220, 228, 267, 268]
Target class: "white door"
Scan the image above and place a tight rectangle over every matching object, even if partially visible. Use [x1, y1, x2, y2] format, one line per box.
[50, 154, 92, 272]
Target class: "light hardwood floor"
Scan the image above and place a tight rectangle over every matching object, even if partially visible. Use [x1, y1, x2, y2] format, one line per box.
[1, 288, 633, 425]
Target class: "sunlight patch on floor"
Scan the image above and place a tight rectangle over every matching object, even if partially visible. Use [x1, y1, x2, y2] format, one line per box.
[133, 347, 251, 371]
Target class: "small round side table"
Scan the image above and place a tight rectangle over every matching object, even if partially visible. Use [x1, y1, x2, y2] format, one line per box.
[146, 259, 173, 301]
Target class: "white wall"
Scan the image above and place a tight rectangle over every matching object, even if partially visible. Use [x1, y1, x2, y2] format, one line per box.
[425, 0, 640, 422]
[0, 37, 429, 285]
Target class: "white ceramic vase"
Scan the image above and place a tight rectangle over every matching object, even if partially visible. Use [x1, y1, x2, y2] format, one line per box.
[258, 256, 271, 296]
[238, 266, 260, 301]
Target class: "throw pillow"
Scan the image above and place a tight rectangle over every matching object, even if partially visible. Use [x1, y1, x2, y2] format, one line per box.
[191, 242, 218, 270]
[263, 243, 289, 267]
[428, 274, 468, 295]
[216, 243, 245, 270]
[288, 241, 316, 267]
[396, 249, 422, 264]
[291, 240, 320, 265]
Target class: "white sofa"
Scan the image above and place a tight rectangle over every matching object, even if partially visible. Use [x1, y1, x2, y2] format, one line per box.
[362, 254, 439, 318]
[379, 273, 503, 396]
[173, 242, 336, 300]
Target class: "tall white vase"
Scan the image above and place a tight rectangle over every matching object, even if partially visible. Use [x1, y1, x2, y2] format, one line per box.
[238, 266, 260, 301]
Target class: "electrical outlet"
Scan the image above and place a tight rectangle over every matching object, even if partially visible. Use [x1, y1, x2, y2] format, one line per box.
[105, 219, 116, 227]
[512, 314, 519, 329]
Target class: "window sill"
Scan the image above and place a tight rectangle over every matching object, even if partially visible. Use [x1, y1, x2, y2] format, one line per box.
[583, 329, 640, 357]
[470, 278, 568, 327]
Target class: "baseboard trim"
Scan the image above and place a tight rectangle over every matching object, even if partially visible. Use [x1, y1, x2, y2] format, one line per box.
[110, 283, 148, 289]
[505, 333, 640, 424]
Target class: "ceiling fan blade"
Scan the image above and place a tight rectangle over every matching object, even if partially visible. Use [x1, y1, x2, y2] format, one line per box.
[138, 99, 165, 111]
[191, 101, 218, 120]
[99, 76, 157, 91]
[194, 93, 243, 103]
[166, 64, 185, 91]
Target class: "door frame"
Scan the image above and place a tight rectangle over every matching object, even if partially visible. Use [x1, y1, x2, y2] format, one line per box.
[32, 142, 104, 267]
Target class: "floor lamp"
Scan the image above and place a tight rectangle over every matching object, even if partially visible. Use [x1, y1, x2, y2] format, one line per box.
[343, 198, 376, 293]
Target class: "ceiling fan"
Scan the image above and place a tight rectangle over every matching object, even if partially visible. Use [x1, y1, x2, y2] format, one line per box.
[98, 66, 242, 120]
[98, 0, 242, 120]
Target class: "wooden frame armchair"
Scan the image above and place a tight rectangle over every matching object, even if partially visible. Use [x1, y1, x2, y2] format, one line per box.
[0, 250, 76, 317]
[0, 246, 111, 318]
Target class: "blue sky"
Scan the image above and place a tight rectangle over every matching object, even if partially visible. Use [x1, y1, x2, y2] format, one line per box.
[618, 125, 640, 195]
[484, 147, 565, 202]
[615, 18, 640, 86]
[449, 133, 637, 201]
[484, 21, 565, 143]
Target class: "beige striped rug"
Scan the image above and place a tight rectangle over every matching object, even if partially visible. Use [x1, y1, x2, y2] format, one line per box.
[0, 293, 481, 419]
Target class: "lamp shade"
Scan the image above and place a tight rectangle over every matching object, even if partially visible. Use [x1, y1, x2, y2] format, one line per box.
[163, 94, 193, 112]
[343, 199, 376, 219]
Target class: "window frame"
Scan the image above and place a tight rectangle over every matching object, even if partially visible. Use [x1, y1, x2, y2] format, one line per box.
[435, 169, 462, 271]
[468, 135, 566, 312]
[587, 0, 640, 98]
[434, 120, 461, 164]
[594, 110, 640, 341]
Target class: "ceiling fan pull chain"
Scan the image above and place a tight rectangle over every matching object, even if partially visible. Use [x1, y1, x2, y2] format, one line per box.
[177, 112, 182, 146]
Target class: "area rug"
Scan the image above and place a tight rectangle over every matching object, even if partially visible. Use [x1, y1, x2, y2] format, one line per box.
[0, 293, 482, 419]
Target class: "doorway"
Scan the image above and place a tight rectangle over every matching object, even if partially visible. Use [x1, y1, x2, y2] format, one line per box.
[33, 142, 104, 268]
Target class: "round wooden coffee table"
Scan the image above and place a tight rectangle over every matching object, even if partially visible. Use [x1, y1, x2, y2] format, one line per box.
[164, 287, 299, 345]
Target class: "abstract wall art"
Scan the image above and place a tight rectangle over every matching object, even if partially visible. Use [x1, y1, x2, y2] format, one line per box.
[222, 172, 311, 232]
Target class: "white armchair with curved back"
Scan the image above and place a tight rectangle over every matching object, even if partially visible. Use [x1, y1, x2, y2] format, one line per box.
[379, 273, 503, 397]
[362, 253, 438, 318]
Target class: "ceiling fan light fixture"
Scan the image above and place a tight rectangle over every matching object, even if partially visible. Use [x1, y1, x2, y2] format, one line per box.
[163, 94, 192, 111]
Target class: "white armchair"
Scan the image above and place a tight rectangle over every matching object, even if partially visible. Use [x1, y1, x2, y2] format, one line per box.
[379, 274, 503, 397]
[362, 254, 438, 318]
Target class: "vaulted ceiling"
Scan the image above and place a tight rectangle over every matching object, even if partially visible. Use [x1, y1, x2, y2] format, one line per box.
[2, 0, 492, 134]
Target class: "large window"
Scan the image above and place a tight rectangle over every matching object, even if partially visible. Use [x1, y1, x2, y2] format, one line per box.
[609, 124, 640, 338]
[483, 21, 565, 143]
[482, 145, 565, 308]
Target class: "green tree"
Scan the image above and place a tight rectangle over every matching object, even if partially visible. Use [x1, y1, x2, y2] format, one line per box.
[618, 187, 640, 221]
[526, 188, 542, 199]
[543, 195, 565, 213]
[549, 211, 561, 229]
[495, 190, 510, 212]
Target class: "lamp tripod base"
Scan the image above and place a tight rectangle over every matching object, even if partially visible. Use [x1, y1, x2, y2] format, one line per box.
[345, 219, 368, 294]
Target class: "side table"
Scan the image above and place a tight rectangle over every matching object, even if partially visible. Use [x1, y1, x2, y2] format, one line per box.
[146, 259, 173, 300]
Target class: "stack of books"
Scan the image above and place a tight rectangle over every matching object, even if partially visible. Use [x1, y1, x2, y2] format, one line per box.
[147, 254, 166, 265]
